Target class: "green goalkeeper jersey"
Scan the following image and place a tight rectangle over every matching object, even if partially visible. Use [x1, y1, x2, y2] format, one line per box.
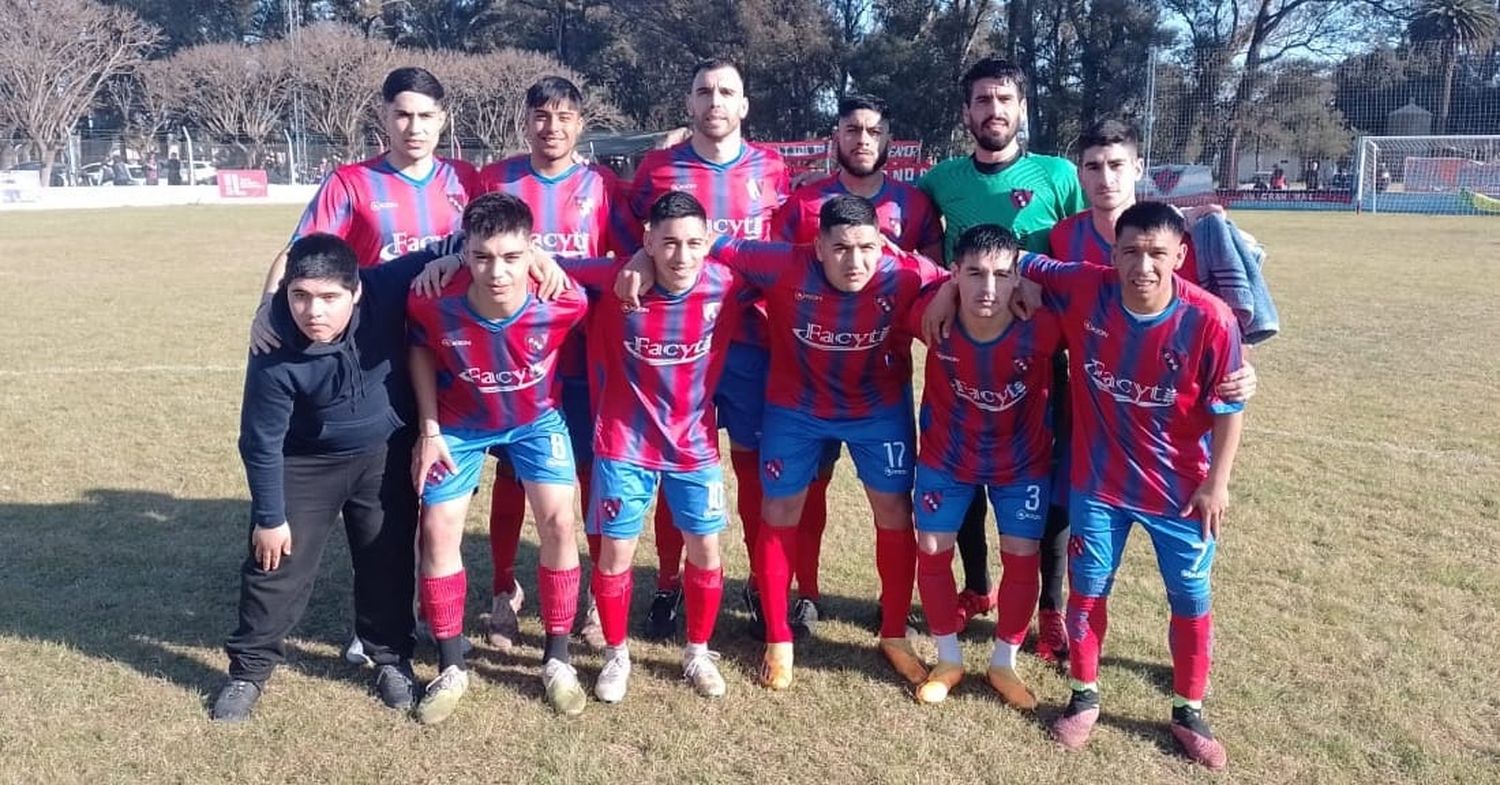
[919, 152, 1086, 262]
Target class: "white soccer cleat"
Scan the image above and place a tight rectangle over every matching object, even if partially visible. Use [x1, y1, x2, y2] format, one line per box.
[683, 649, 727, 698]
[594, 646, 632, 704]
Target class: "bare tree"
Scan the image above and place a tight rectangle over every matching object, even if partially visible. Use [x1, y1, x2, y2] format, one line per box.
[106, 60, 177, 160]
[442, 49, 622, 160]
[0, 0, 158, 186]
[285, 22, 396, 161]
[167, 41, 294, 168]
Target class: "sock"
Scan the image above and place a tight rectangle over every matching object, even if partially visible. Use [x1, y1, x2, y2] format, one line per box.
[990, 640, 1020, 669]
[794, 476, 830, 600]
[874, 526, 917, 639]
[653, 497, 684, 591]
[730, 449, 765, 587]
[1066, 593, 1109, 686]
[591, 566, 633, 648]
[543, 633, 570, 665]
[1169, 612, 1213, 703]
[488, 479, 526, 595]
[538, 564, 581, 637]
[934, 634, 961, 665]
[755, 525, 797, 643]
[915, 547, 961, 637]
[683, 561, 724, 646]
[437, 635, 467, 671]
[995, 550, 1042, 646]
[419, 570, 467, 640]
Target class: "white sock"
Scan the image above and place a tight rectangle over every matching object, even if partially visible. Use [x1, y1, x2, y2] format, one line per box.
[990, 640, 1020, 670]
[606, 644, 630, 662]
[935, 633, 962, 664]
[684, 642, 709, 660]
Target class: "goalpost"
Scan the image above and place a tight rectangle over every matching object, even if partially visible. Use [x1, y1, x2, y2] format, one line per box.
[1356, 135, 1500, 215]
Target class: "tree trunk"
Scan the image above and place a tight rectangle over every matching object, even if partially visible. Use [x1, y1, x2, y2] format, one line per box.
[1217, 1, 1273, 187]
[1437, 41, 1456, 134]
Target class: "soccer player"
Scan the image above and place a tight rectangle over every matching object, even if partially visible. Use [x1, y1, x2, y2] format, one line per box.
[917, 57, 1084, 648]
[768, 93, 944, 635]
[581, 192, 749, 703]
[474, 76, 623, 652]
[903, 224, 1062, 709]
[625, 58, 790, 640]
[214, 234, 445, 722]
[1023, 202, 1244, 770]
[406, 193, 587, 723]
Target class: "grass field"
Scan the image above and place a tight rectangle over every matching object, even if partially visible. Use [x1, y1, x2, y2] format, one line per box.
[1, 206, 1497, 784]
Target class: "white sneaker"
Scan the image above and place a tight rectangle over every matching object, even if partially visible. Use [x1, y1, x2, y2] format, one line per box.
[414, 665, 469, 725]
[542, 659, 587, 717]
[594, 646, 632, 704]
[683, 649, 726, 698]
[342, 634, 371, 667]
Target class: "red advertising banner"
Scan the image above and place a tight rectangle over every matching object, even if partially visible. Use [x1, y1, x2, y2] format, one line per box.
[217, 169, 269, 199]
[885, 139, 928, 182]
[763, 139, 930, 182]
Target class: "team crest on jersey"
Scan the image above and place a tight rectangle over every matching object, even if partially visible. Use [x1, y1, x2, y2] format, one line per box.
[526, 334, 546, 354]
[747, 179, 762, 202]
[874, 296, 893, 313]
[703, 302, 722, 322]
[1068, 535, 1085, 558]
[763, 458, 783, 481]
[600, 497, 622, 521]
[446, 193, 467, 214]
[1160, 348, 1182, 372]
[575, 196, 594, 216]
[1013, 357, 1031, 373]
[885, 215, 904, 237]
[920, 491, 943, 513]
[1010, 189, 1034, 209]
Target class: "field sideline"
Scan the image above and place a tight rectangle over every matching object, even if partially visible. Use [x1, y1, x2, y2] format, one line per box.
[1, 206, 1497, 784]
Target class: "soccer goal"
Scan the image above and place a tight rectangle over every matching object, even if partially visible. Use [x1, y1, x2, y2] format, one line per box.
[1355, 135, 1500, 215]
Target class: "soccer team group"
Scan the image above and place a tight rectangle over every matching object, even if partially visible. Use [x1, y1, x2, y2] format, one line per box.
[218, 55, 1265, 770]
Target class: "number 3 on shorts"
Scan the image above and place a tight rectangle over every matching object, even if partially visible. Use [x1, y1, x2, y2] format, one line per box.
[1025, 484, 1041, 512]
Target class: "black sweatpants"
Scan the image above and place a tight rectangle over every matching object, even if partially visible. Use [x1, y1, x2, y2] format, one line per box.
[953, 492, 1068, 612]
[226, 436, 417, 683]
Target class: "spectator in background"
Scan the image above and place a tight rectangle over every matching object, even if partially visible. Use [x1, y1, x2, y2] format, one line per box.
[111, 156, 133, 186]
[1303, 160, 1320, 191]
[1270, 164, 1287, 190]
[166, 153, 182, 185]
[145, 152, 159, 186]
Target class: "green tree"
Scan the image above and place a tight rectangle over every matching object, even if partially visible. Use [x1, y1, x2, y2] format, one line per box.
[1408, 0, 1500, 133]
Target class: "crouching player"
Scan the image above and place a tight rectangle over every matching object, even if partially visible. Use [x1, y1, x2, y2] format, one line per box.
[406, 193, 588, 723]
[903, 225, 1062, 708]
[1021, 202, 1245, 770]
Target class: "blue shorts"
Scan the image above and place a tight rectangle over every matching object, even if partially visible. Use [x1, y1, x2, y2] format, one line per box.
[713, 342, 767, 450]
[760, 403, 914, 497]
[490, 378, 592, 473]
[587, 458, 727, 539]
[422, 408, 577, 506]
[1067, 492, 1215, 617]
[913, 464, 1049, 539]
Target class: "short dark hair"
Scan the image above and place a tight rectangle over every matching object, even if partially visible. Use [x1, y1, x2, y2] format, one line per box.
[692, 58, 745, 90]
[649, 190, 707, 225]
[382, 66, 445, 104]
[462, 193, 534, 241]
[953, 224, 1020, 264]
[286, 233, 359, 291]
[1079, 119, 1139, 156]
[961, 57, 1027, 104]
[818, 194, 878, 233]
[837, 94, 888, 123]
[525, 76, 584, 112]
[1115, 201, 1187, 240]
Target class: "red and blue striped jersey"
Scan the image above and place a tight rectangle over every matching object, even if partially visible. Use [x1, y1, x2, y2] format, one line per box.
[569, 258, 750, 471]
[1049, 210, 1201, 284]
[406, 270, 588, 433]
[715, 238, 948, 420]
[774, 174, 943, 253]
[626, 142, 789, 348]
[1018, 254, 1243, 516]
[902, 292, 1064, 485]
[293, 156, 480, 267]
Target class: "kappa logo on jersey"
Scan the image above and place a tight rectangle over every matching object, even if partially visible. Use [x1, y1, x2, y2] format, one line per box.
[669, 182, 697, 193]
[1010, 189, 1034, 209]
[526, 334, 546, 354]
[920, 490, 943, 513]
[705, 216, 767, 239]
[440, 338, 472, 348]
[458, 361, 549, 393]
[600, 497, 622, 521]
[380, 231, 446, 261]
[763, 458, 783, 480]
[1084, 359, 1178, 408]
[1084, 320, 1110, 338]
[793, 322, 890, 352]
[623, 334, 713, 366]
[1160, 347, 1183, 372]
[952, 378, 1028, 413]
[794, 290, 823, 303]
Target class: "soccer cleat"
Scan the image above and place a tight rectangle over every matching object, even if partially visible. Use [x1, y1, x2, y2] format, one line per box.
[210, 679, 262, 722]
[644, 587, 682, 641]
[483, 584, 525, 653]
[575, 593, 607, 650]
[342, 634, 372, 667]
[372, 661, 419, 711]
[915, 661, 965, 705]
[984, 665, 1039, 710]
[683, 649, 727, 698]
[1171, 705, 1228, 771]
[414, 665, 469, 725]
[956, 587, 997, 629]
[542, 659, 587, 717]
[759, 642, 795, 690]
[1035, 608, 1069, 664]
[1051, 689, 1101, 751]
[742, 583, 766, 640]
[879, 637, 930, 686]
[790, 597, 821, 640]
[593, 647, 632, 704]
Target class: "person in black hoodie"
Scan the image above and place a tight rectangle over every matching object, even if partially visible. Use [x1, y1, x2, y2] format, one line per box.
[212, 233, 440, 722]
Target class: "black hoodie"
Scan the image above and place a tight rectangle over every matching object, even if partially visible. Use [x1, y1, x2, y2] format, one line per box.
[238, 249, 440, 527]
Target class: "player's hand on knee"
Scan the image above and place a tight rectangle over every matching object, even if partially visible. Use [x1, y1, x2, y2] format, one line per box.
[249, 297, 280, 355]
[1216, 363, 1257, 403]
[1182, 480, 1229, 540]
[410, 254, 463, 299]
[922, 279, 959, 342]
[413, 432, 456, 494]
[252, 523, 292, 571]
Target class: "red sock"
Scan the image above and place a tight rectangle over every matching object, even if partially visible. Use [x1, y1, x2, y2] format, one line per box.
[1170, 612, 1213, 701]
[488, 478, 526, 595]
[653, 494, 684, 591]
[875, 527, 917, 639]
[915, 547, 961, 636]
[419, 570, 467, 640]
[1066, 594, 1109, 684]
[794, 477, 830, 600]
[683, 561, 724, 645]
[996, 550, 1042, 646]
[756, 525, 797, 643]
[537, 564, 581, 637]
[591, 566, 632, 647]
[729, 450, 765, 588]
